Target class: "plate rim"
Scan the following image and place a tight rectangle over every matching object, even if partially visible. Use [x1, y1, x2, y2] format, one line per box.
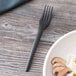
[43, 30, 76, 76]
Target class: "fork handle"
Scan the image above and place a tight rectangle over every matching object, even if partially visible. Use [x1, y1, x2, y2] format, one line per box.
[26, 29, 43, 72]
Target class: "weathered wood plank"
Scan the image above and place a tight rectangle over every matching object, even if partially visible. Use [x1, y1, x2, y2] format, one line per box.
[0, 0, 76, 75]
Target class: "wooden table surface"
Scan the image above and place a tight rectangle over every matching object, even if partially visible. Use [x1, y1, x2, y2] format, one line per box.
[0, 0, 76, 76]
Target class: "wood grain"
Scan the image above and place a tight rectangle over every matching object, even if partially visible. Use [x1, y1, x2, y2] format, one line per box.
[0, 0, 76, 75]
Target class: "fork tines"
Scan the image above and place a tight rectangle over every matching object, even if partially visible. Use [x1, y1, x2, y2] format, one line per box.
[39, 5, 53, 30]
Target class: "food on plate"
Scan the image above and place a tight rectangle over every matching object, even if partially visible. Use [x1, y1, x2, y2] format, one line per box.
[51, 57, 66, 65]
[68, 55, 76, 72]
[51, 57, 72, 76]
[52, 62, 65, 68]
[55, 67, 71, 76]
[67, 55, 76, 76]
[73, 73, 76, 76]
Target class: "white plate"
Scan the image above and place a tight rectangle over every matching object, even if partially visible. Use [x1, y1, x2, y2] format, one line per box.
[43, 30, 76, 76]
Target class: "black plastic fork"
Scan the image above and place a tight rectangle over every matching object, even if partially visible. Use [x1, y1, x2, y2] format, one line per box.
[26, 5, 53, 72]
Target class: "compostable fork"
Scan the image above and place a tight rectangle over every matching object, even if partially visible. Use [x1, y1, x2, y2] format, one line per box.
[26, 5, 53, 72]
